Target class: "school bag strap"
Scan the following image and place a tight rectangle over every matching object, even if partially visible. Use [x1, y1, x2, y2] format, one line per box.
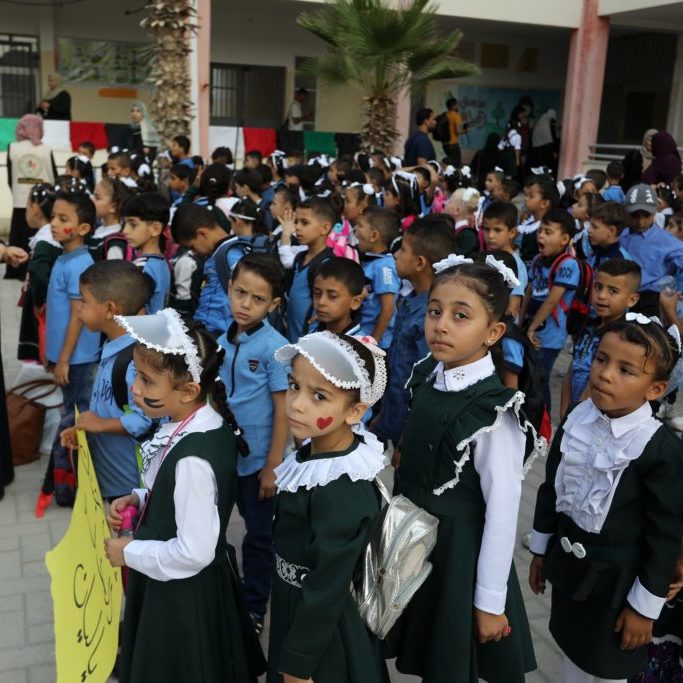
[112, 343, 136, 412]
[289, 247, 333, 336]
[214, 235, 278, 295]
[531, 252, 575, 325]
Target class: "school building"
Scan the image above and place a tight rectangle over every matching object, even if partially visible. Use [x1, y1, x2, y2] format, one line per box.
[1, 0, 683, 224]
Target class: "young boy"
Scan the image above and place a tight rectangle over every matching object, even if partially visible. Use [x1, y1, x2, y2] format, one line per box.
[46, 191, 101, 411]
[167, 163, 192, 206]
[286, 197, 335, 342]
[518, 177, 559, 266]
[170, 135, 193, 169]
[602, 161, 625, 203]
[311, 257, 365, 334]
[60, 260, 155, 500]
[107, 151, 133, 179]
[217, 253, 289, 635]
[559, 258, 641, 420]
[621, 183, 683, 316]
[483, 200, 528, 320]
[354, 206, 400, 349]
[522, 209, 580, 410]
[171, 204, 232, 336]
[586, 201, 631, 270]
[372, 219, 457, 447]
[122, 193, 171, 314]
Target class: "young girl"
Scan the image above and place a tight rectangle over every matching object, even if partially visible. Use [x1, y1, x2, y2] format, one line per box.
[267, 332, 388, 683]
[571, 191, 603, 259]
[90, 176, 136, 261]
[18, 183, 61, 362]
[393, 255, 542, 682]
[104, 310, 265, 682]
[229, 197, 267, 238]
[445, 187, 483, 257]
[384, 172, 421, 231]
[530, 316, 683, 683]
[343, 182, 375, 225]
[65, 154, 95, 192]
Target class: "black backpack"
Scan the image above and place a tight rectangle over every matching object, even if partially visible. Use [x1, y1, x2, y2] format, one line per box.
[214, 234, 278, 295]
[433, 112, 451, 143]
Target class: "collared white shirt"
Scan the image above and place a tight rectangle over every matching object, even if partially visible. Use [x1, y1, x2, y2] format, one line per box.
[433, 353, 496, 392]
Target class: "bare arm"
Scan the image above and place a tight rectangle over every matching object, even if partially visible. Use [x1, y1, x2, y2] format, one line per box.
[54, 300, 86, 386]
[519, 283, 532, 325]
[560, 368, 572, 421]
[527, 285, 567, 348]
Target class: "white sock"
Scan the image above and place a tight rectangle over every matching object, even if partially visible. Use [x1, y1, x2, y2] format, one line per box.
[562, 654, 626, 683]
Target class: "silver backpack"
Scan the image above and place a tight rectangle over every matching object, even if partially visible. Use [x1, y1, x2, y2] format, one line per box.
[355, 476, 439, 639]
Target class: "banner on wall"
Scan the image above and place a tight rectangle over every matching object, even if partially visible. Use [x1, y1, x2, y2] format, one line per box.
[45, 413, 123, 683]
[431, 84, 561, 150]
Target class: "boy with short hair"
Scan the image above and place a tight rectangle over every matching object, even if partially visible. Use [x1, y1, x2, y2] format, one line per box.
[354, 205, 400, 349]
[518, 176, 559, 266]
[311, 257, 365, 334]
[560, 259, 641, 419]
[171, 135, 193, 168]
[107, 152, 133, 179]
[243, 150, 263, 169]
[586, 201, 631, 270]
[521, 209, 580, 410]
[121, 193, 171, 314]
[372, 219, 457, 446]
[60, 260, 154, 500]
[217, 253, 289, 635]
[286, 197, 335, 341]
[602, 161, 625, 203]
[46, 191, 101, 410]
[621, 183, 683, 316]
[167, 163, 192, 206]
[483, 200, 528, 320]
[171, 204, 232, 336]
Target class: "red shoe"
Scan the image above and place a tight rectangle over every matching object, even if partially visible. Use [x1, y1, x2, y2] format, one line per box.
[35, 491, 53, 518]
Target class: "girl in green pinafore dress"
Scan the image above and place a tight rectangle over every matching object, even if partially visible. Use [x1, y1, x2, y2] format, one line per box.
[104, 309, 265, 683]
[268, 331, 390, 683]
[393, 255, 544, 683]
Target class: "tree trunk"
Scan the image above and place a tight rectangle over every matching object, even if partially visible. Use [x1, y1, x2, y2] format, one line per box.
[362, 94, 399, 155]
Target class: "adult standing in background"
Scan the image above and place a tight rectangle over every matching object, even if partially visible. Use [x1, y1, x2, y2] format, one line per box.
[641, 131, 682, 185]
[404, 108, 437, 166]
[287, 88, 312, 131]
[443, 98, 468, 167]
[36, 73, 71, 121]
[5, 114, 57, 280]
[127, 100, 160, 159]
[530, 108, 559, 175]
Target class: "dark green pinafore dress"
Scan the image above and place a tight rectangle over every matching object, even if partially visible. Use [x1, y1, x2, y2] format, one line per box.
[119, 426, 266, 683]
[392, 359, 536, 683]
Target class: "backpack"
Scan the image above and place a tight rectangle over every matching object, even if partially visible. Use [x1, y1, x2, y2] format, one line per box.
[504, 318, 552, 442]
[169, 247, 205, 317]
[355, 475, 439, 639]
[214, 234, 278, 295]
[287, 247, 334, 336]
[454, 224, 486, 256]
[89, 231, 135, 262]
[433, 111, 451, 143]
[534, 252, 593, 339]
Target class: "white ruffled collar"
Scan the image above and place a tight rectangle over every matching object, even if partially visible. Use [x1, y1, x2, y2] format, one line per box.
[573, 399, 655, 438]
[517, 218, 540, 235]
[432, 354, 495, 392]
[275, 426, 388, 493]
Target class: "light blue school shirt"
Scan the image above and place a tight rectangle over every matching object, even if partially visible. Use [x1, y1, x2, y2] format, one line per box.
[359, 252, 400, 348]
[502, 336, 525, 374]
[287, 261, 312, 343]
[46, 246, 101, 364]
[527, 255, 580, 350]
[194, 237, 232, 336]
[602, 185, 625, 203]
[217, 321, 289, 477]
[88, 334, 153, 498]
[135, 254, 171, 314]
[621, 226, 683, 292]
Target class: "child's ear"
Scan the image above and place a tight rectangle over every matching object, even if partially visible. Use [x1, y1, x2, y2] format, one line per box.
[627, 291, 640, 309]
[105, 300, 120, 319]
[77, 223, 92, 237]
[267, 296, 282, 313]
[645, 379, 668, 403]
[350, 294, 364, 311]
[321, 222, 333, 236]
[415, 254, 429, 273]
[345, 400, 369, 425]
[487, 320, 507, 347]
[150, 221, 163, 237]
[179, 381, 202, 403]
[370, 229, 381, 244]
[509, 226, 517, 241]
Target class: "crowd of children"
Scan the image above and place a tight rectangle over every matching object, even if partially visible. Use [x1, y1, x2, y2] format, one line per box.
[7, 129, 683, 683]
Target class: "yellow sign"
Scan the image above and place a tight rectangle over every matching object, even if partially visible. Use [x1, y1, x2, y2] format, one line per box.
[45, 416, 123, 683]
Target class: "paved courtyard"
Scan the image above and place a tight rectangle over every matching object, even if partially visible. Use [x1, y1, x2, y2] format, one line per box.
[0, 270, 564, 682]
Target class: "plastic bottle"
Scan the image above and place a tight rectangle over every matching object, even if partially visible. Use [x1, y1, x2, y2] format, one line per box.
[118, 505, 137, 538]
[659, 275, 678, 297]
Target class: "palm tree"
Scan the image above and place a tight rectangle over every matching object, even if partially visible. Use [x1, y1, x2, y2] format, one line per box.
[141, 1, 196, 147]
[297, 0, 478, 154]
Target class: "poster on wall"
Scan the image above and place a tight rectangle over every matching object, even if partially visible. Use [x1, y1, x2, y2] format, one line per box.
[56, 37, 153, 86]
[431, 84, 561, 150]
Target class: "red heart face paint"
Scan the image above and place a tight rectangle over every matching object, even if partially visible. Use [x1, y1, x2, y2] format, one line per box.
[63, 227, 73, 236]
[316, 416, 333, 430]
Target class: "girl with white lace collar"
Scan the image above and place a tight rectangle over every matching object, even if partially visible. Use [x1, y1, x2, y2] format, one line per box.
[103, 310, 264, 683]
[530, 316, 683, 683]
[267, 332, 388, 683]
[394, 256, 541, 682]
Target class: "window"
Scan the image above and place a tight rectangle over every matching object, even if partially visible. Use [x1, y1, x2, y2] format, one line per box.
[210, 63, 286, 128]
[294, 57, 317, 131]
[481, 44, 510, 70]
[0, 34, 39, 118]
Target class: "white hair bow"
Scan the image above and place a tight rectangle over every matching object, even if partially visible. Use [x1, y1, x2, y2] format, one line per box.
[461, 165, 472, 178]
[348, 182, 374, 195]
[462, 187, 479, 203]
[433, 253, 473, 274]
[668, 325, 682, 353]
[625, 312, 652, 325]
[137, 163, 151, 177]
[625, 312, 683, 353]
[493, 166, 504, 173]
[76, 154, 90, 164]
[485, 254, 521, 289]
[443, 165, 456, 177]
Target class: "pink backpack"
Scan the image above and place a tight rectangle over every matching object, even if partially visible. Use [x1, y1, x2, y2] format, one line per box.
[327, 219, 359, 263]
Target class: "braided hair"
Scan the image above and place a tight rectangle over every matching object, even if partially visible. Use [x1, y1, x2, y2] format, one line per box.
[29, 183, 57, 222]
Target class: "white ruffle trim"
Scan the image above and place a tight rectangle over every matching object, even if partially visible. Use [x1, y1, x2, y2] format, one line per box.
[433, 391, 547, 496]
[274, 427, 388, 492]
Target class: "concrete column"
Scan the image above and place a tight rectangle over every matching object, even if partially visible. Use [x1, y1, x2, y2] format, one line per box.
[557, 0, 610, 178]
[666, 34, 683, 141]
[38, 7, 56, 96]
[394, 86, 411, 155]
[189, 0, 211, 159]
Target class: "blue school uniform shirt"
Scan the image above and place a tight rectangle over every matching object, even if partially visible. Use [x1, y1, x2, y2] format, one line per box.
[88, 334, 153, 498]
[194, 237, 231, 337]
[46, 246, 101, 365]
[359, 252, 400, 348]
[217, 321, 289, 477]
[502, 336, 525, 375]
[570, 323, 603, 405]
[527, 254, 580, 350]
[134, 254, 171, 314]
[374, 290, 429, 445]
[586, 242, 631, 271]
[602, 185, 625, 203]
[621, 226, 683, 291]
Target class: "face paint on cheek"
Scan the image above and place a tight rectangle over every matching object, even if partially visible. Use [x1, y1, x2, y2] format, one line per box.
[143, 397, 164, 409]
[316, 416, 333, 430]
[63, 227, 73, 236]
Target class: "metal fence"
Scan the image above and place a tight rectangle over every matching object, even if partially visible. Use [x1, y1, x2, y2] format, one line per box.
[0, 34, 39, 118]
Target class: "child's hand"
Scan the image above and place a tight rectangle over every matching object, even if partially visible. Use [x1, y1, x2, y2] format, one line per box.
[391, 441, 402, 470]
[527, 328, 541, 350]
[53, 360, 70, 386]
[615, 605, 653, 650]
[473, 608, 511, 643]
[659, 290, 681, 325]
[104, 536, 133, 567]
[529, 555, 547, 595]
[76, 411, 105, 433]
[280, 207, 296, 243]
[281, 674, 313, 683]
[107, 493, 140, 532]
[258, 464, 278, 500]
[4, 246, 28, 267]
[60, 426, 78, 450]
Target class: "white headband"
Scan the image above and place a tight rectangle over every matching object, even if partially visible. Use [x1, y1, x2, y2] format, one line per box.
[433, 254, 473, 274]
[625, 312, 682, 353]
[485, 254, 521, 289]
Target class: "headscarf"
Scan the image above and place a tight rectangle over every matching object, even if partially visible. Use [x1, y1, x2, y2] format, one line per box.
[15, 114, 44, 145]
[641, 128, 658, 166]
[131, 100, 161, 149]
[642, 131, 682, 185]
[43, 73, 63, 100]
